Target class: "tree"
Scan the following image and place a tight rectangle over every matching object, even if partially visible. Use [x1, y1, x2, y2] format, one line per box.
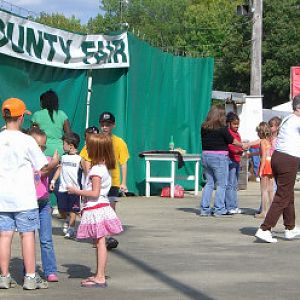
[34, 13, 87, 33]
[262, 0, 300, 107]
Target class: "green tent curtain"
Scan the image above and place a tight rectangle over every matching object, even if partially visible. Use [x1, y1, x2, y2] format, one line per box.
[0, 33, 214, 195]
[0, 53, 88, 135]
[89, 34, 214, 194]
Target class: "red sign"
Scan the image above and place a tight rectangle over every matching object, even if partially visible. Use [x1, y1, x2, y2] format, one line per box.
[291, 67, 300, 99]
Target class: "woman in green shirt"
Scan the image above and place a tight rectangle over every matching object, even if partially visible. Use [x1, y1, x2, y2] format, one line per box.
[31, 90, 71, 156]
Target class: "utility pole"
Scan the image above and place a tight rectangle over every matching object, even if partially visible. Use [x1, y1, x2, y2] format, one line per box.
[250, 0, 263, 96]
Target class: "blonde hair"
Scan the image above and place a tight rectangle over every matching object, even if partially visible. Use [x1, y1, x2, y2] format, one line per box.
[202, 104, 226, 130]
[256, 122, 271, 139]
[86, 133, 116, 170]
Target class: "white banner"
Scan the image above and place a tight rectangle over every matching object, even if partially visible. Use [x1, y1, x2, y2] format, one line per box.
[0, 10, 129, 69]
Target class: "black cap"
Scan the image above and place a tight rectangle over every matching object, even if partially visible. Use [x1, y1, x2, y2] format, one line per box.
[99, 112, 115, 123]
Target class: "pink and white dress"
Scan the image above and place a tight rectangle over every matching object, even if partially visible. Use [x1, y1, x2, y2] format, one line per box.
[76, 164, 123, 239]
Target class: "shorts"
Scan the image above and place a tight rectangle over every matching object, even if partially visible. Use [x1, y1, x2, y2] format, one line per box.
[108, 186, 120, 203]
[0, 209, 40, 232]
[57, 192, 80, 213]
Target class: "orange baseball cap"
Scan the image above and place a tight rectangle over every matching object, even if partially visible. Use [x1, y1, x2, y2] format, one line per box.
[2, 98, 31, 117]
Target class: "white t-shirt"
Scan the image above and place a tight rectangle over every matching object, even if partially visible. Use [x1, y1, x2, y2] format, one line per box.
[276, 114, 300, 158]
[58, 154, 82, 192]
[0, 130, 48, 212]
[81, 164, 111, 209]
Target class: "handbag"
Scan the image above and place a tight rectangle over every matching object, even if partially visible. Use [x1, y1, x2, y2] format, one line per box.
[161, 185, 184, 198]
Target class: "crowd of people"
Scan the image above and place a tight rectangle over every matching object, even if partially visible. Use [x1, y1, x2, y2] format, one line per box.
[1, 91, 300, 291]
[0, 91, 129, 290]
[200, 98, 300, 245]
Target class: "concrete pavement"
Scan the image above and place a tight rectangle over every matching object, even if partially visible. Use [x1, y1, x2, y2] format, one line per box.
[2, 181, 300, 300]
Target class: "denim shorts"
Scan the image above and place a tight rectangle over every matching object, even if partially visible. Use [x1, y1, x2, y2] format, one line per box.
[0, 209, 40, 232]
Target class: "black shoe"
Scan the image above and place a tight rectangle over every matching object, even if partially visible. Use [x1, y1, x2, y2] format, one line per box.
[106, 237, 119, 250]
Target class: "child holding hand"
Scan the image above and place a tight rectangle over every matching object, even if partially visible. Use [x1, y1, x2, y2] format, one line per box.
[67, 133, 123, 288]
[255, 122, 274, 219]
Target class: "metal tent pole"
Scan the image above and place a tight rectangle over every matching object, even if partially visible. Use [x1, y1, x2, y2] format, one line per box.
[85, 69, 93, 128]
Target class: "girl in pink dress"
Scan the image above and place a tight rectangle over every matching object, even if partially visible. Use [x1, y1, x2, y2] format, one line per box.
[67, 133, 123, 288]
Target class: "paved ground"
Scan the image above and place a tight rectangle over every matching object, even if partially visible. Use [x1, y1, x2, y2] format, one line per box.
[2, 181, 300, 300]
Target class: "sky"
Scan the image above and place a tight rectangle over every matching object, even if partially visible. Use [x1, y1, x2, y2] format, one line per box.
[5, 0, 102, 24]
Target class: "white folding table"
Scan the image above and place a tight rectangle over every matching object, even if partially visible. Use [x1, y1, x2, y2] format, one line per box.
[142, 153, 201, 198]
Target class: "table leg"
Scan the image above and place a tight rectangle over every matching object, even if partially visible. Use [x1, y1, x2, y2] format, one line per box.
[146, 160, 150, 197]
[170, 161, 175, 198]
[194, 160, 199, 196]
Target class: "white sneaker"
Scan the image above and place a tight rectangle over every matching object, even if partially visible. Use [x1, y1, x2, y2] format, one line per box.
[228, 208, 242, 214]
[255, 228, 277, 243]
[63, 222, 69, 234]
[284, 226, 300, 240]
[64, 227, 75, 239]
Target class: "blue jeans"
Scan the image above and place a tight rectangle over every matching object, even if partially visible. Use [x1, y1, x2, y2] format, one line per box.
[225, 160, 240, 211]
[200, 153, 229, 215]
[249, 148, 260, 177]
[38, 199, 57, 277]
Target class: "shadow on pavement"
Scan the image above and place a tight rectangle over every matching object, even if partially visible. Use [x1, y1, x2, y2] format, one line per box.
[112, 249, 214, 300]
[176, 207, 199, 214]
[239, 226, 257, 236]
[61, 264, 93, 279]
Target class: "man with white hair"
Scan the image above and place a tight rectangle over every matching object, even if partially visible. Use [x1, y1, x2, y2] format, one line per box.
[255, 94, 300, 243]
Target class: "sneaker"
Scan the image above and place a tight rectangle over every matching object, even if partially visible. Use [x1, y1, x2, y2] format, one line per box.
[106, 237, 119, 250]
[255, 228, 277, 243]
[0, 275, 17, 289]
[199, 212, 211, 216]
[63, 222, 69, 234]
[228, 208, 242, 214]
[47, 273, 59, 282]
[284, 226, 300, 240]
[64, 227, 75, 239]
[23, 274, 48, 290]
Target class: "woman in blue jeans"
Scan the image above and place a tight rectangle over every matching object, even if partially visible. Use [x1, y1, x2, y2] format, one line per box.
[200, 106, 245, 216]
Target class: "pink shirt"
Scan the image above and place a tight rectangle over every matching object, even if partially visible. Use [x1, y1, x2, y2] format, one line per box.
[34, 156, 51, 200]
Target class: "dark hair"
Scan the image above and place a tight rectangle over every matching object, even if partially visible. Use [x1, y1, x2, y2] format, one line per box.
[63, 132, 80, 149]
[292, 94, 300, 111]
[28, 126, 46, 138]
[202, 104, 226, 130]
[40, 90, 59, 122]
[85, 126, 99, 134]
[226, 111, 239, 123]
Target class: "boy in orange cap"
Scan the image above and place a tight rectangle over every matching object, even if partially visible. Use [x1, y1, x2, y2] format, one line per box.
[0, 98, 59, 290]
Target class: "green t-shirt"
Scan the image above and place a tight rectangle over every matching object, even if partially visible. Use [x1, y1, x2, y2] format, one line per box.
[31, 109, 68, 156]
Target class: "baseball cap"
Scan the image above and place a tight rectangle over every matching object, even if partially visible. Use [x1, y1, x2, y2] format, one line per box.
[99, 112, 115, 123]
[2, 98, 31, 117]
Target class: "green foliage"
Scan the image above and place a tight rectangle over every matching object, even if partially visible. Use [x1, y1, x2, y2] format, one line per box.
[262, 0, 300, 107]
[34, 13, 87, 34]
